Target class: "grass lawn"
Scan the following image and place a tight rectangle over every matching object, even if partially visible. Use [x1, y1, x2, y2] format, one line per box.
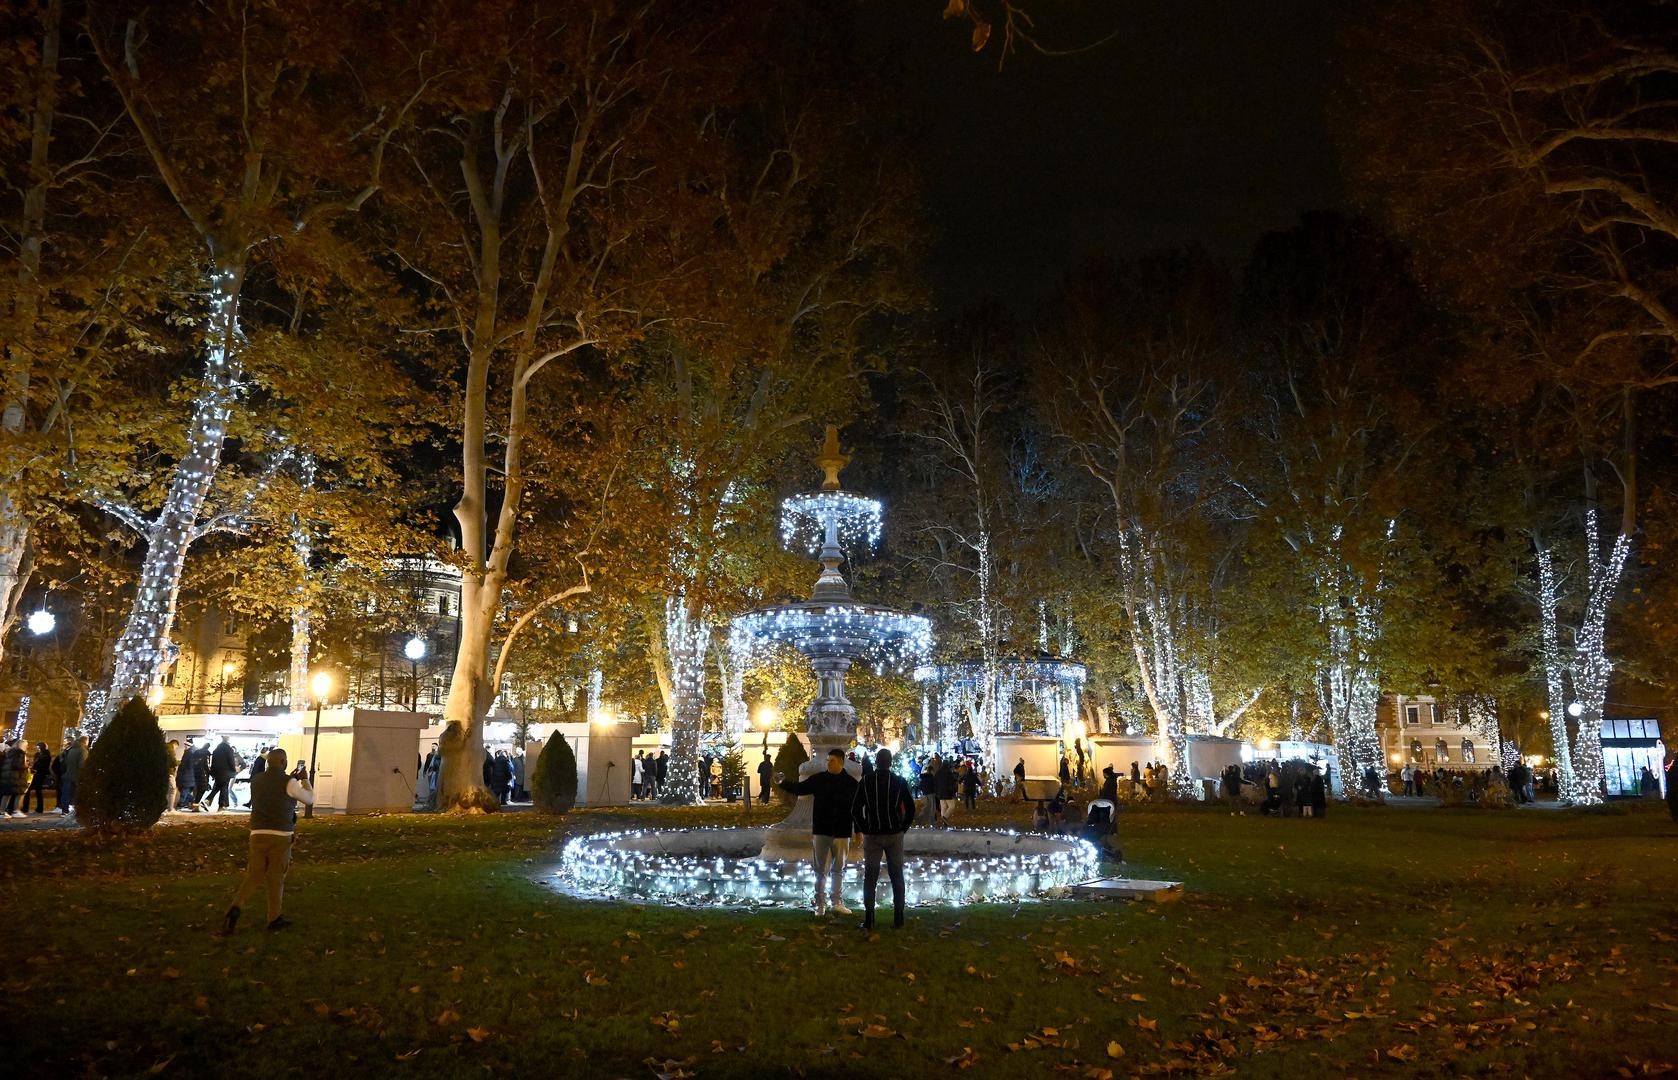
[4, 798, 1676, 1079]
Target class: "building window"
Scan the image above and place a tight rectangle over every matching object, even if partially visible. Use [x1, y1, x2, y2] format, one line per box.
[1411, 739, 1423, 760]
[1431, 704, 1445, 725]
[1405, 705, 1420, 726]
[1462, 738, 1476, 763]
[161, 662, 177, 688]
[1435, 738, 1449, 762]
[438, 594, 450, 617]
[430, 681, 442, 705]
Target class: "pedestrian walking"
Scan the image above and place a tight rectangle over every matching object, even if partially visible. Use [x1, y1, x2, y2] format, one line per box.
[655, 751, 669, 799]
[935, 757, 958, 825]
[1664, 752, 1678, 825]
[57, 735, 88, 816]
[631, 752, 643, 800]
[190, 740, 212, 811]
[1058, 752, 1072, 791]
[757, 752, 773, 806]
[851, 747, 916, 931]
[777, 749, 860, 916]
[918, 754, 940, 825]
[1012, 757, 1026, 801]
[209, 735, 238, 811]
[215, 748, 315, 936]
[21, 741, 51, 814]
[1310, 766, 1328, 819]
[1, 737, 28, 816]
[961, 762, 979, 810]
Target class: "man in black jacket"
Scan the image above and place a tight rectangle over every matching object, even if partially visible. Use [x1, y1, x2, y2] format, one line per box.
[209, 735, 239, 811]
[777, 749, 859, 916]
[851, 748, 916, 931]
[190, 741, 212, 811]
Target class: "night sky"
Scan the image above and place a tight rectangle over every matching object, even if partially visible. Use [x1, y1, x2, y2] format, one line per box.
[862, 0, 1344, 312]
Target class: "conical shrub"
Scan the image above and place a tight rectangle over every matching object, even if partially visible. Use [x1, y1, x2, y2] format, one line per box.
[78, 697, 170, 829]
[531, 734, 578, 814]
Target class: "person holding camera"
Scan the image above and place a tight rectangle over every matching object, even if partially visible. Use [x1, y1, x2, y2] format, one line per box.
[215, 747, 314, 936]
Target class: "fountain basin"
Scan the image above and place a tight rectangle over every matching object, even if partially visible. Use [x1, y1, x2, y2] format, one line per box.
[556, 827, 1101, 907]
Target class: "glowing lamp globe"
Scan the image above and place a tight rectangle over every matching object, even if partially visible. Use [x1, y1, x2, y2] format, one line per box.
[1566, 701, 1583, 718]
[309, 671, 333, 703]
[25, 608, 55, 636]
[404, 636, 427, 661]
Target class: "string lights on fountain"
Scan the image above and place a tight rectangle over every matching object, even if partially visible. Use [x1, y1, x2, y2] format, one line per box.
[556, 827, 1100, 908]
[779, 491, 883, 554]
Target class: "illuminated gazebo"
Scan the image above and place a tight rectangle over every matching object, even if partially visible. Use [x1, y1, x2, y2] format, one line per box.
[915, 654, 1087, 756]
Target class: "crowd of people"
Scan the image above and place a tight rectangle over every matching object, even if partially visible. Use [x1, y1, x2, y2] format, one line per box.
[1, 734, 86, 816]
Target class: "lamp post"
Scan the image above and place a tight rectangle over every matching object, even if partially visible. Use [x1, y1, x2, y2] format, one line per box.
[218, 659, 235, 714]
[404, 636, 427, 711]
[306, 670, 332, 819]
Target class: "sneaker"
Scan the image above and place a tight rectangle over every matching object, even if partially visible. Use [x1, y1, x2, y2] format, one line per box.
[832, 902, 852, 916]
[267, 916, 293, 932]
[857, 918, 874, 932]
[214, 907, 241, 938]
[813, 902, 826, 917]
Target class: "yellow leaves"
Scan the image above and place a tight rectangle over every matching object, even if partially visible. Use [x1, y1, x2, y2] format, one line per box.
[1386, 1045, 1416, 1062]
[941, 0, 966, 18]
[1107, 1040, 1125, 1058]
[651, 1012, 682, 1035]
[1135, 1015, 1158, 1032]
[406, 985, 421, 994]
[901, 972, 916, 984]
[947, 1046, 979, 1069]
[435, 1008, 460, 1026]
[860, 1024, 896, 1039]
[584, 970, 609, 986]
[1006, 1026, 1064, 1052]
[465, 1026, 491, 1043]
[160, 967, 180, 980]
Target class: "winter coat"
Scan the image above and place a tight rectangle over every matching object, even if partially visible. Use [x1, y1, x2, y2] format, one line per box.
[0, 746, 27, 794]
[491, 756, 512, 789]
[852, 768, 916, 835]
[191, 747, 211, 787]
[935, 764, 959, 800]
[780, 768, 860, 837]
[30, 747, 52, 785]
[656, 753, 669, 782]
[61, 743, 86, 784]
[211, 742, 238, 780]
[176, 749, 196, 787]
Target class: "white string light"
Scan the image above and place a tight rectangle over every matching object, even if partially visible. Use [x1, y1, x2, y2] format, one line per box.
[557, 826, 1100, 907]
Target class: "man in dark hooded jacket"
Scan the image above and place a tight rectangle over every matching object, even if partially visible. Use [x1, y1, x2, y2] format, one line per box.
[851, 748, 916, 931]
[778, 749, 860, 916]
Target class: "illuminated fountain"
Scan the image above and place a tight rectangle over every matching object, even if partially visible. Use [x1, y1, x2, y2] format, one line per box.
[555, 429, 1100, 907]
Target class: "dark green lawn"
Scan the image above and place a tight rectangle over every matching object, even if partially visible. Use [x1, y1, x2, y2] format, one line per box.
[4, 799, 1676, 1079]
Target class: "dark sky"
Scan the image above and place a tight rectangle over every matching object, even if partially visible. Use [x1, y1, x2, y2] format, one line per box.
[860, 1, 1345, 312]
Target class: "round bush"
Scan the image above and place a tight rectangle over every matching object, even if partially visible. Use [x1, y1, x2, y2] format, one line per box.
[78, 697, 170, 829]
[531, 735, 578, 814]
[772, 736, 809, 804]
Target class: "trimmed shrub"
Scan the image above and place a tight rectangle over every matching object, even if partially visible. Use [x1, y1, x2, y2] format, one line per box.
[772, 736, 809, 804]
[78, 697, 170, 829]
[531, 735, 578, 814]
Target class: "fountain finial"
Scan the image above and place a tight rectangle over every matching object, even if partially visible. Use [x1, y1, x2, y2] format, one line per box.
[817, 425, 849, 491]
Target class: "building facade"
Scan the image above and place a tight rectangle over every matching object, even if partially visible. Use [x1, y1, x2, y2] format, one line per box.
[1376, 693, 1497, 770]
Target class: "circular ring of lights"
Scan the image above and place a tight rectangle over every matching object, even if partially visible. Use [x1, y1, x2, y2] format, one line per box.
[556, 826, 1101, 908]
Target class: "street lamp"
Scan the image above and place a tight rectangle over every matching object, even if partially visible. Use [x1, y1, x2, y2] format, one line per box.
[218, 659, 236, 714]
[404, 635, 427, 711]
[306, 669, 332, 819]
[1566, 701, 1583, 719]
[25, 608, 54, 636]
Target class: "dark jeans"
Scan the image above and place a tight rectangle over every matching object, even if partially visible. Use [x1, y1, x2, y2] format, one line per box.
[24, 778, 46, 813]
[177, 784, 197, 809]
[210, 776, 232, 810]
[862, 832, 907, 927]
[2, 792, 18, 813]
[58, 778, 76, 811]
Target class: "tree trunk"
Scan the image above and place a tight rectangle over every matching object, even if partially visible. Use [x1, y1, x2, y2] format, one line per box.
[95, 258, 246, 728]
[0, 0, 61, 669]
[662, 595, 708, 804]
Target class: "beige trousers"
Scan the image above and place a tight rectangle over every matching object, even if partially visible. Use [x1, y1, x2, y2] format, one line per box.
[231, 833, 294, 922]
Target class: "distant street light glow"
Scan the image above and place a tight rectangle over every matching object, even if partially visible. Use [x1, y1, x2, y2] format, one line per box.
[404, 636, 427, 661]
[26, 608, 55, 635]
